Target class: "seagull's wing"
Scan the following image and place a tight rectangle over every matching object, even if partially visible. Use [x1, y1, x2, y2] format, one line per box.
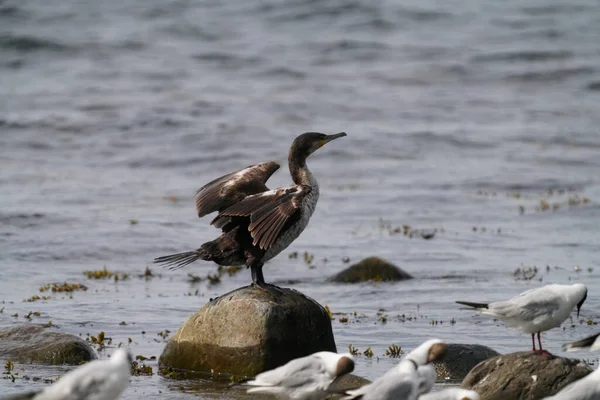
[212, 184, 311, 250]
[194, 161, 280, 218]
[486, 287, 561, 325]
[343, 369, 417, 400]
[543, 370, 600, 400]
[564, 332, 600, 352]
[244, 355, 330, 394]
[33, 357, 128, 400]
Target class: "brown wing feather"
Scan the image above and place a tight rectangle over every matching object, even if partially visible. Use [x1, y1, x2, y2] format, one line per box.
[194, 161, 280, 218]
[217, 185, 311, 250]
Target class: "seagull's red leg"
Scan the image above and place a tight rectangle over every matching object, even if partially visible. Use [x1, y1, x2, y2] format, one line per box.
[536, 332, 553, 357]
[531, 333, 536, 352]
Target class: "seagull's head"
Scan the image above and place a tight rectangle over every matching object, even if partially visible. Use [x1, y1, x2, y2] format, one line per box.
[405, 339, 447, 366]
[289, 132, 347, 162]
[111, 348, 133, 365]
[575, 283, 587, 318]
[316, 352, 355, 378]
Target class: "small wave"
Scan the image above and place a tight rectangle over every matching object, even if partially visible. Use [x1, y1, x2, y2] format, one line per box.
[318, 39, 389, 54]
[512, 135, 600, 150]
[262, 1, 376, 23]
[586, 81, 600, 91]
[472, 50, 572, 63]
[0, 4, 27, 19]
[404, 131, 496, 150]
[311, 39, 390, 65]
[256, 66, 307, 80]
[346, 17, 396, 32]
[396, 6, 453, 22]
[127, 151, 250, 169]
[192, 51, 261, 70]
[504, 66, 595, 82]
[521, 5, 589, 16]
[0, 34, 73, 53]
[162, 23, 221, 42]
[464, 180, 588, 193]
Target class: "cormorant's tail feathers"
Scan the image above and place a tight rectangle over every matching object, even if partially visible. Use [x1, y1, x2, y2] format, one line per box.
[456, 301, 489, 309]
[154, 251, 204, 270]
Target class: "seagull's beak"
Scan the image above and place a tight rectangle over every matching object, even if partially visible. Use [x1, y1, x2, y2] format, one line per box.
[577, 290, 587, 318]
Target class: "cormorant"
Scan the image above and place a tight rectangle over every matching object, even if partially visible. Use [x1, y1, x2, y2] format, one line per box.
[154, 132, 347, 286]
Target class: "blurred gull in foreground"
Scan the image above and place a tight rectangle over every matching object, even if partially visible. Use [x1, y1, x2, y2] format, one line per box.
[419, 388, 480, 400]
[2, 348, 131, 400]
[563, 332, 600, 352]
[416, 365, 437, 396]
[239, 351, 354, 400]
[341, 339, 448, 400]
[542, 366, 600, 400]
[456, 283, 587, 353]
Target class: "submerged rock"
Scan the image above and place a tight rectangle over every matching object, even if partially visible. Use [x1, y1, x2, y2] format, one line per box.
[434, 343, 501, 381]
[0, 325, 96, 364]
[159, 285, 337, 377]
[462, 351, 591, 400]
[329, 257, 413, 283]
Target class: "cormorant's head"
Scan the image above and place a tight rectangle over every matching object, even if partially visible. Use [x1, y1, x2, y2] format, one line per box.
[289, 132, 347, 161]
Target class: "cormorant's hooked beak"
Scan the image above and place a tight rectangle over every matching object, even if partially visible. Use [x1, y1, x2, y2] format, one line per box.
[319, 132, 347, 148]
[326, 132, 347, 142]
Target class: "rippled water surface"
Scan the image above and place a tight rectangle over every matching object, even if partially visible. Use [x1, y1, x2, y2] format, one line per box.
[2, 0, 600, 398]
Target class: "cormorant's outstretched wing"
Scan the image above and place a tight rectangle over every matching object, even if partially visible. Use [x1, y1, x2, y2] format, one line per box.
[194, 161, 280, 218]
[212, 185, 311, 250]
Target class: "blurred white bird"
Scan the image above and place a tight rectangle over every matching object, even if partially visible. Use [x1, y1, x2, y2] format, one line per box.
[563, 332, 600, 352]
[419, 388, 480, 400]
[2, 348, 131, 400]
[240, 351, 355, 400]
[416, 365, 437, 396]
[341, 339, 447, 400]
[457, 283, 587, 353]
[543, 367, 600, 400]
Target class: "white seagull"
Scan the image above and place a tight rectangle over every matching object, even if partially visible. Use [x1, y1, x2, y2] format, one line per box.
[416, 365, 437, 396]
[542, 367, 600, 400]
[3, 348, 131, 400]
[563, 332, 600, 352]
[419, 388, 480, 400]
[456, 283, 587, 353]
[341, 339, 448, 400]
[240, 351, 355, 400]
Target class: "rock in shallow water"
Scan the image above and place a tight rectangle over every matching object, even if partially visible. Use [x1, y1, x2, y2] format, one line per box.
[0, 325, 96, 364]
[159, 285, 337, 376]
[329, 257, 413, 283]
[462, 351, 592, 400]
[434, 343, 501, 381]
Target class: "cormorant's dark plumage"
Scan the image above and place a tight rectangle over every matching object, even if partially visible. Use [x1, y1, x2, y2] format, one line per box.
[154, 131, 347, 286]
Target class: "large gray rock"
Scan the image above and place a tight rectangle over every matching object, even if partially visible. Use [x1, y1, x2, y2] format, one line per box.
[159, 285, 337, 376]
[462, 352, 592, 400]
[0, 325, 96, 365]
[434, 343, 501, 382]
[329, 257, 413, 283]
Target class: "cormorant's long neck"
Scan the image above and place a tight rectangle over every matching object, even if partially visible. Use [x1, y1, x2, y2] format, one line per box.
[289, 152, 316, 187]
